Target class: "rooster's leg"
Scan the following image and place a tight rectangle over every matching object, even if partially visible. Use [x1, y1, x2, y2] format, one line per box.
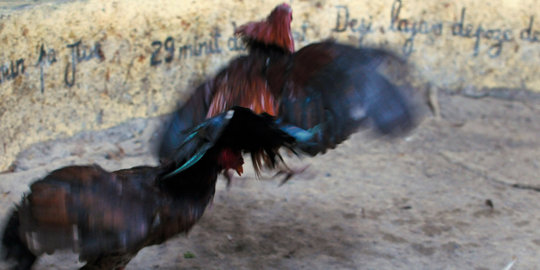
[223, 169, 235, 189]
[274, 164, 310, 186]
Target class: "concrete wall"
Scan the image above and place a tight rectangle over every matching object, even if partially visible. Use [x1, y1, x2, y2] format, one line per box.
[0, 0, 538, 171]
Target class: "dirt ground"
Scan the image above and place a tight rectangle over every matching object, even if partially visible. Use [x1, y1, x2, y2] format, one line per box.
[0, 90, 539, 270]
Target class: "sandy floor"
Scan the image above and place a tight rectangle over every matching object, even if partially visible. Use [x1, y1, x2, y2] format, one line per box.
[1, 90, 539, 270]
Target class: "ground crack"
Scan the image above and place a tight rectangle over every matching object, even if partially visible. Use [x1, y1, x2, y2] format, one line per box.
[509, 184, 540, 192]
[438, 151, 540, 193]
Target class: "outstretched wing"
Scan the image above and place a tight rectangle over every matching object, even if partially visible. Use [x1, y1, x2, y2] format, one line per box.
[15, 165, 158, 261]
[271, 41, 415, 155]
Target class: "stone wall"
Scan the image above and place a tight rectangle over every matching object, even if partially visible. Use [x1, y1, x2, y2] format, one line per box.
[0, 0, 538, 171]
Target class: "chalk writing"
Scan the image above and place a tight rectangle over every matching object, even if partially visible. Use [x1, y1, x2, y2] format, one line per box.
[150, 20, 311, 67]
[150, 28, 222, 67]
[150, 41, 163, 66]
[333, 1, 538, 58]
[333, 5, 374, 43]
[227, 22, 247, 51]
[451, 8, 514, 58]
[64, 40, 105, 87]
[0, 4, 538, 95]
[292, 21, 310, 43]
[164, 37, 175, 63]
[178, 32, 222, 58]
[520, 16, 540, 43]
[36, 44, 57, 93]
[389, 0, 443, 56]
[0, 58, 25, 84]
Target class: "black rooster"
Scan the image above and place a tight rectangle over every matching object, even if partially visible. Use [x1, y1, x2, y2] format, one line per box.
[2, 107, 299, 270]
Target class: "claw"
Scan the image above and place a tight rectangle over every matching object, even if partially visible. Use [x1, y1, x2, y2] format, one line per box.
[274, 164, 310, 186]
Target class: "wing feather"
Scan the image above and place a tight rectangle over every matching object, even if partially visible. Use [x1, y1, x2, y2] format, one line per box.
[16, 165, 158, 259]
[276, 41, 415, 155]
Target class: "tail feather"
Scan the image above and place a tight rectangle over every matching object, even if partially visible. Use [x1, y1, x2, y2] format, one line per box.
[2, 210, 36, 270]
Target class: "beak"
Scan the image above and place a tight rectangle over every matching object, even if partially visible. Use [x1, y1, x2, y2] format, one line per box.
[235, 165, 244, 176]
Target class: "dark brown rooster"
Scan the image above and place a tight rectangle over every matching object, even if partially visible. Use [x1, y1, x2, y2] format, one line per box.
[159, 3, 415, 163]
[2, 107, 298, 270]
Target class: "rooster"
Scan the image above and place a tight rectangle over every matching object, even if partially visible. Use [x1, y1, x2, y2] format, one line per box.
[159, 3, 415, 164]
[2, 107, 300, 270]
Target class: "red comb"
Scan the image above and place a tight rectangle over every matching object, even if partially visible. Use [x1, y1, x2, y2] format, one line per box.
[235, 3, 295, 53]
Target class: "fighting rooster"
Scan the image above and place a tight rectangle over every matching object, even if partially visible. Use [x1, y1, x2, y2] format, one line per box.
[159, 3, 415, 163]
[2, 107, 299, 270]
